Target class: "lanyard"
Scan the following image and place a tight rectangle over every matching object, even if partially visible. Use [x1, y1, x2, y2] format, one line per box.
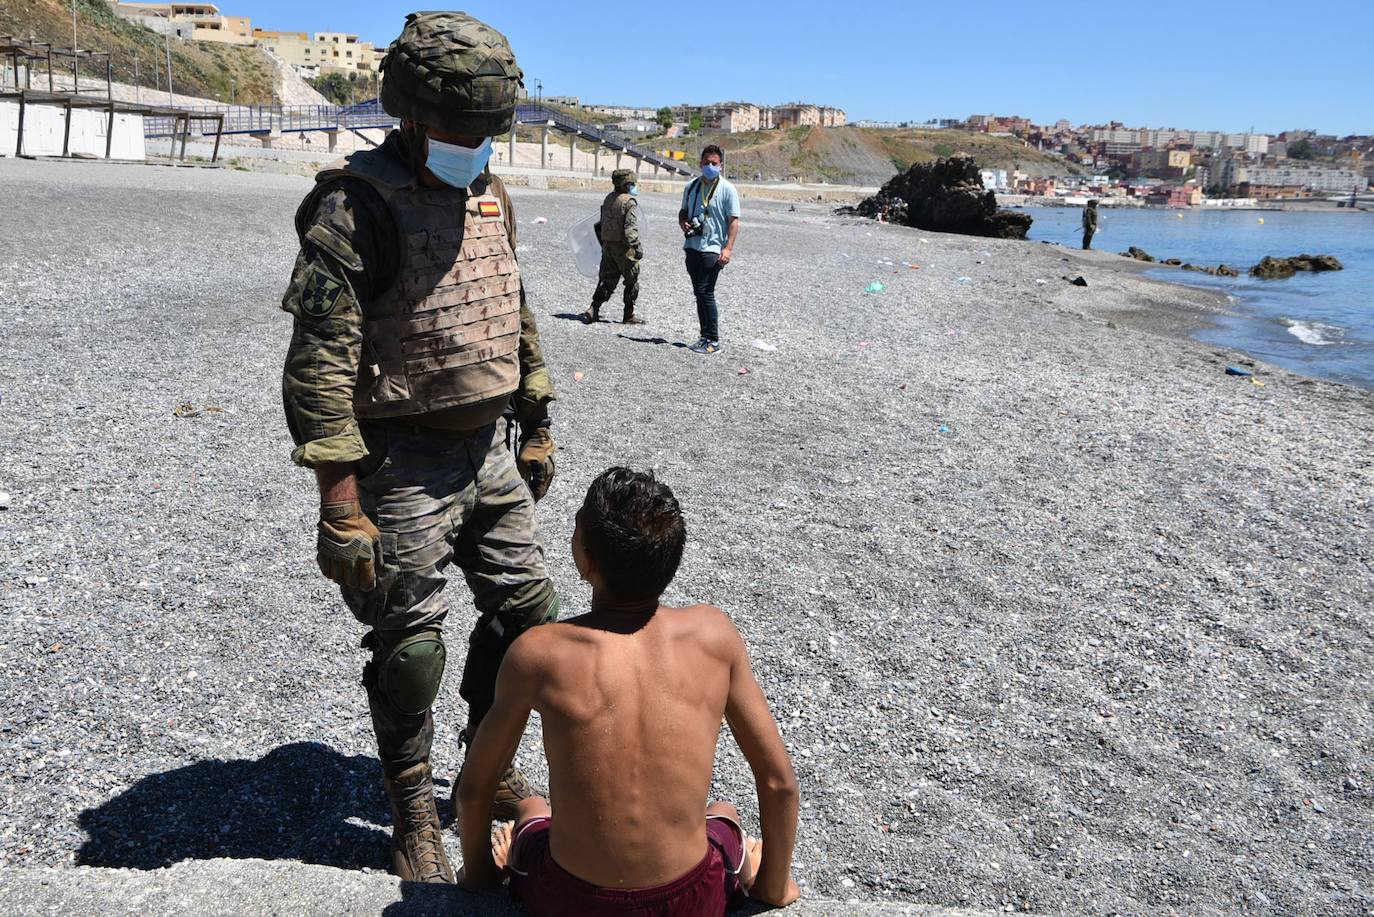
[691, 178, 720, 217]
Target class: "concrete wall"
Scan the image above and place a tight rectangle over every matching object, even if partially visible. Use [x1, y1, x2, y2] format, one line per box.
[0, 100, 147, 159]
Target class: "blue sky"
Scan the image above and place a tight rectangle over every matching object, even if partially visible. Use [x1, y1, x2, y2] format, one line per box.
[236, 0, 1372, 136]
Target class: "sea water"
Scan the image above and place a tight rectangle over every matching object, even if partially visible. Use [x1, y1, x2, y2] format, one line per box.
[1025, 207, 1374, 390]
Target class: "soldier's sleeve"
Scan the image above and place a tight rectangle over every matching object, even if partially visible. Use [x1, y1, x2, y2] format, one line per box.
[279, 180, 390, 468]
[491, 175, 557, 420]
[624, 199, 640, 248]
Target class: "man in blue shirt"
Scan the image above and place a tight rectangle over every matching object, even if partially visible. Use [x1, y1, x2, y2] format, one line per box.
[678, 145, 741, 354]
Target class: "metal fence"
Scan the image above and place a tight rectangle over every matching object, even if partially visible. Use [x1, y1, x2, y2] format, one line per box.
[141, 99, 696, 175]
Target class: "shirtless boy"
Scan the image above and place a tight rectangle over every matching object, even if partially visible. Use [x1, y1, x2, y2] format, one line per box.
[456, 467, 801, 913]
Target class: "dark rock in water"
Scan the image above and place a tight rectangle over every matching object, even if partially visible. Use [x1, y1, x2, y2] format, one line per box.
[1250, 254, 1345, 279]
[1121, 246, 1156, 262]
[841, 156, 1032, 239]
[1162, 258, 1183, 266]
[1181, 262, 1240, 277]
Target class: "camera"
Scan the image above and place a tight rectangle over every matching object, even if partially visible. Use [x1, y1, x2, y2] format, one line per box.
[683, 216, 705, 238]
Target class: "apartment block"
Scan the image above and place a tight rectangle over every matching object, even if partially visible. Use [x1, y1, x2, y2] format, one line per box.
[254, 29, 384, 75]
[115, 2, 254, 44]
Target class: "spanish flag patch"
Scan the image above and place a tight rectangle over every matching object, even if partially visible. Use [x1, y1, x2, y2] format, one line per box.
[478, 200, 502, 218]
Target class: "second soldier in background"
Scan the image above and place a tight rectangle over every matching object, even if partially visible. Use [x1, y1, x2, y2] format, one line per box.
[583, 168, 645, 325]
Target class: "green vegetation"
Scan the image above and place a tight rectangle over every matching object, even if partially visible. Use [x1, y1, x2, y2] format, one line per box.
[933, 142, 955, 158]
[1287, 138, 1315, 160]
[656, 106, 673, 130]
[0, 0, 276, 102]
[308, 71, 378, 106]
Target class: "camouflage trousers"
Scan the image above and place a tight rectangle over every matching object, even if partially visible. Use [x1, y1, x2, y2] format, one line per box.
[1082, 227, 1095, 250]
[590, 241, 641, 312]
[341, 420, 557, 776]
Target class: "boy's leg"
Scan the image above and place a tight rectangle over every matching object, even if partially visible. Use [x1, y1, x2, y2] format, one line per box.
[493, 796, 552, 873]
[706, 800, 751, 905]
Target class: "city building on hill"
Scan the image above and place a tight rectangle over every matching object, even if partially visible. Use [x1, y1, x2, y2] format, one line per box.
[770, 103, 821, 129]
[704, 102, 760, 133]
[584, 104, 658, 120]
[254, 29, 385, 76]
[115, 2, 253, 44]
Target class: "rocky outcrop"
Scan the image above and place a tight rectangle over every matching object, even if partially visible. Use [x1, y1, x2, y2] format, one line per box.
[1121, 247, 1156, 262]
[1181, 263, 1241, 277]
[1250, 254, 1345, 279]
[843, 157, 1032, 239]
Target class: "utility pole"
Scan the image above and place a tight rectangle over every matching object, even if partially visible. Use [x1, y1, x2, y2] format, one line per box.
[164, 28, 174, 106]
[230, 76, 236, 107]
[71, 0, 78, 91]
[134, 55, 140, 104]
[535, 78, 542, 106]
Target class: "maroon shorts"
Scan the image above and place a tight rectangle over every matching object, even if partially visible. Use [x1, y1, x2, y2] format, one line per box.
[508, 814, 747, 917]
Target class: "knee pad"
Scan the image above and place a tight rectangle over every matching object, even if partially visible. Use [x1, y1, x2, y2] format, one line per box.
[375, 632, 447, 717]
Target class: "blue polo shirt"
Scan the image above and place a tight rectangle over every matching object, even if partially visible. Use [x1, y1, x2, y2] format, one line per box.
[681, 176, 741, 254]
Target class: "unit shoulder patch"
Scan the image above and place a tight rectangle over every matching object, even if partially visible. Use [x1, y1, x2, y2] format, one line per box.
[300, 266, 346, 318]
[477, 199, 502, 218]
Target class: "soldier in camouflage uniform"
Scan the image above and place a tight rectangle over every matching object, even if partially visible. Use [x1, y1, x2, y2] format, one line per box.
[279, 12, 558, 884]
[1082, 199, 1099, 250]
[583, 168, 645, 325]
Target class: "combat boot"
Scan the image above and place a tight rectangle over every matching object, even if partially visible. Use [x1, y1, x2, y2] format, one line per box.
[383, 761, 455, 883]
[622, 308, 645, 325]
[582, 305, 600, 324]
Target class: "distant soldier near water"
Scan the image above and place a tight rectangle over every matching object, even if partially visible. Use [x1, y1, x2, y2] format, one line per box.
[583, 168, 645, 325]
[1082, 199, 1099, 250]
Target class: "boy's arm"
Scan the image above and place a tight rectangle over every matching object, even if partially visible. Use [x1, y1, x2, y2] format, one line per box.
[723, 626, 801, 907]
[456, 639, 537, 890]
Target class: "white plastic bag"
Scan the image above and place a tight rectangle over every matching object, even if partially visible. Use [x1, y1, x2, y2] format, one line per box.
[568, 215, 602, 279]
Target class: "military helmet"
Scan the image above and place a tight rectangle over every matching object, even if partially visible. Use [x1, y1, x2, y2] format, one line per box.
[612, 168, 636, 190]
[380, 12, 524, 136]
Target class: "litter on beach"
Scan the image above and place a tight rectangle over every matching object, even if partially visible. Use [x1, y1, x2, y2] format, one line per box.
[737, 367, 750, 375]
[919, 238, 931, 244]
[1225, 365, 1253, 377]
[1034, 278, 1048, 284]
[532, 216, 549, 224]
[573, 371, 585, 382]
[752, 339, 778, 351]
[864, 281, 886, 294]
[938, 424, 952, 434]
[858, 341, 874, 350]
[956, 277, 973, 284]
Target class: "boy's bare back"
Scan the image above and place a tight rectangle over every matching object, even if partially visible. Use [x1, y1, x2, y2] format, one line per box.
[504, 601, 751, 888]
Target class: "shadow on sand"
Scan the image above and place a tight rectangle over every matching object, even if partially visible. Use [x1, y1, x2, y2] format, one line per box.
[76, 741, 392, 871]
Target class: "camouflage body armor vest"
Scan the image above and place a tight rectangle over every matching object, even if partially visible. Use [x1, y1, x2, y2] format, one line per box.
[303, 146, 521, 420]
[599, 191, 633, 244]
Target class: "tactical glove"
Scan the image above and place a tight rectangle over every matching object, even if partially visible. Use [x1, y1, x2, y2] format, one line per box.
[517, 425, 556, 502]
[318, 499, 383, 592]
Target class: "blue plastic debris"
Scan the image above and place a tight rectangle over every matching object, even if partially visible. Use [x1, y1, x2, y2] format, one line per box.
[1224, 365, 1253, 377]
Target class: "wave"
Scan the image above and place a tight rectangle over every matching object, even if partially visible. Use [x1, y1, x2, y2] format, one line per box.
[1282, 319, 1345, 346]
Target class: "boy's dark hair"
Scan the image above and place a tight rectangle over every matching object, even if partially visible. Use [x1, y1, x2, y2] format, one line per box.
[701, 144, 724, 163]
[580, 467, 686, 602]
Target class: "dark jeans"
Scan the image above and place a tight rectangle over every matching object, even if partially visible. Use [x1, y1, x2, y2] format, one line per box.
[685, 248, 722, 342]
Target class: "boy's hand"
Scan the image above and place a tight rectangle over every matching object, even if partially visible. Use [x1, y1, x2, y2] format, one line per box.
[455, 857, 503, 891]
[749, 868, 801, 907]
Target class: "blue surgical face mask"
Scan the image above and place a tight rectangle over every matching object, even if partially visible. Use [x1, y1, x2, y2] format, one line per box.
[426, 136, 493, 189]
[701, 163, 721, 180]
[628, 185, 638, 196]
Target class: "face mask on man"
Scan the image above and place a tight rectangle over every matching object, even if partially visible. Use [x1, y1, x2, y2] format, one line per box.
[701, 163, 721, 181]
[426, 136, 493, 189]
[628, 185, 638, 196]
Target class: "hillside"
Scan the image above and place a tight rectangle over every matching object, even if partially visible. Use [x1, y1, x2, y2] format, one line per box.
[658, 125, 1077, 186]
[0, 0, 275, 103]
